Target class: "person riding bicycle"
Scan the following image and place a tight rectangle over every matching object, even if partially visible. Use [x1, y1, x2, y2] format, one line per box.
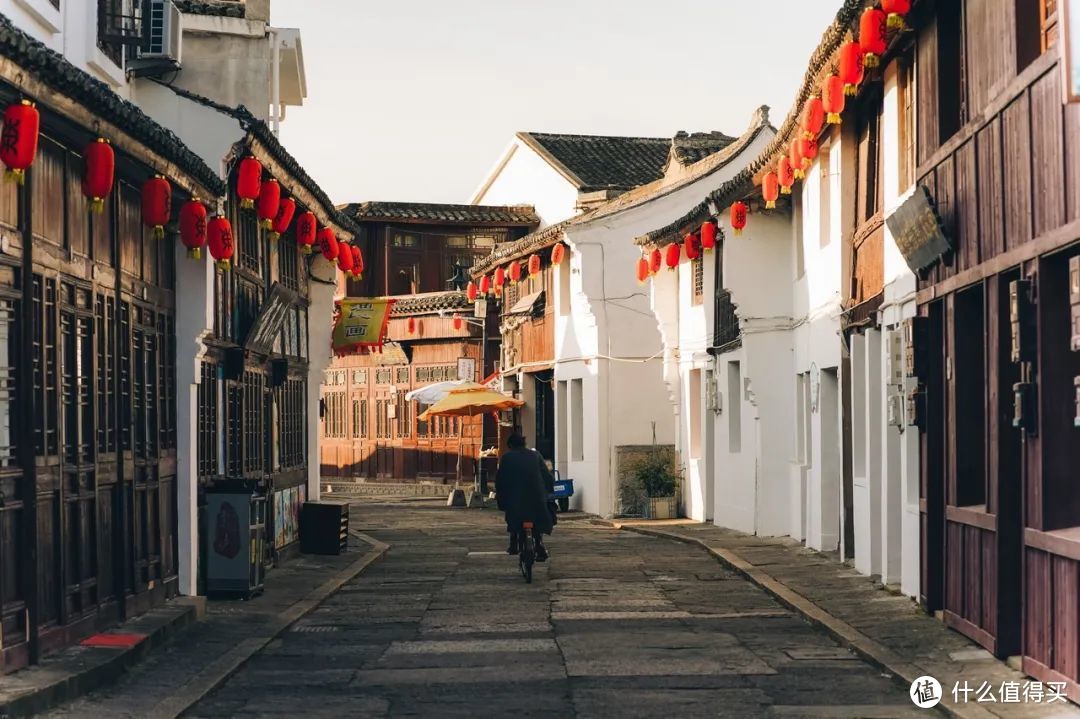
[495, 433, 555, 561]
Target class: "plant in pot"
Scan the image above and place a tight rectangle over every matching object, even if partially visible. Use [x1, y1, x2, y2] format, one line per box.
[621, 448, 681, 519]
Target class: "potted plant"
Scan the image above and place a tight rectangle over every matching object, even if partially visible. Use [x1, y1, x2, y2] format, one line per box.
[621, 448, 681, 519]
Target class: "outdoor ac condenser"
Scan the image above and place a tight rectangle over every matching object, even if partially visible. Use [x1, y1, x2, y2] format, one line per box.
[129, 0, 183, 76]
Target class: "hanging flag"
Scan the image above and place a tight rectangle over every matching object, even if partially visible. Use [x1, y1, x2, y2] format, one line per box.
[332, 297, 396, 355]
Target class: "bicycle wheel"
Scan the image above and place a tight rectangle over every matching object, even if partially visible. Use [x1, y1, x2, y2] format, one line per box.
[520, 532, 534, 584]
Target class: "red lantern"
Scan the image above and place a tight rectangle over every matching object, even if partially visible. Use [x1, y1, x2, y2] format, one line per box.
[494, 266, 506, 294]
[528, 254, 541, 276]
[730, 202, 747, 236]
[318, 227, 339, 261]
[480, 274, 491, 295]
[407, 316, 416, 335]
[636, 256, 649, 284]
[800, 97, 825, 139]
[762, 171, 779, 210]
[351, 245, 363, 278]
[337, 242, 354, 275]
[860, 7, 887, 68]
[551, 242, 566, 265]
[0, 100, 39, 185]
[178, 200, 207, 260]
[798, 136, 819, 169]
[509, 260, 522, 282]
[141, 175, 171, 240]
[453, 313, 463, 330]
[664, 242, 681, 270]
[466, 281, 478, 301]
[778, 156, 795, 195]
[295, 211, 316, 254]
[789, 139, 805, 180]
[236, 156, 262, 209]
[700, 220, 717, 251]
[882, 0, 911, 30]
[256, 179, 280, 230]
[269, 197, 295, 242]
[82, 138, 114, 213]
[685, 232, 702, 261]
[838, 41, 865, 96]
[207, 216, 234, 269]
[822, 74, 846, 124]
[649, 248, 662, 274]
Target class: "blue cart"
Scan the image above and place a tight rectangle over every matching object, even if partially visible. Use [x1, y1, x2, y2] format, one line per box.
[550, 471, 574, 513]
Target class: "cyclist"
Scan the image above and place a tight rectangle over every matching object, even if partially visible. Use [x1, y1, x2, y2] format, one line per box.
[495, 433, 554, 560]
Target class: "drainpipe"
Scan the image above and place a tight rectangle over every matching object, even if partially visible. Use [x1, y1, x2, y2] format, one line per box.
[269, 28, 281, 135]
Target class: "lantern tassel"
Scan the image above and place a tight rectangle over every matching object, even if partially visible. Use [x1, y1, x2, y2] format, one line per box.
[765, 200, 776, 210]
[4, 168, 25, 185]
[268, 231, 281, 242]
[217, 259, 231, 270]
[240, 198, 255, 209]
[886, 13, 906, 30]
[827, 113, 842, 125]
[151, 225, 165, 241]
[863, 53, 880, 69]
[794, 168, 805, 180]
[734, 228, 743, 236]
[187, 247, 201, 260]
[301, 245, 312, 255]
[259, 218, 273, 230]
[780, 186, 792, 195]
[90, 197, 105, 214]
[844, 84, 858, 97]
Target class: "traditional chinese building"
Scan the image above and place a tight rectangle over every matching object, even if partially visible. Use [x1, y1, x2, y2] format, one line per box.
[319, 202, 537, 486]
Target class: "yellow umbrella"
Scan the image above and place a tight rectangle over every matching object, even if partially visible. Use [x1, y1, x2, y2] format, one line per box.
[418, 386, 524, 488]
[418, 386, 523, 421]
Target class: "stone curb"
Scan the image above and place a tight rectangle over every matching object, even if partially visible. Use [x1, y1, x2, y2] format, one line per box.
[0, 604, 199, 718]
[606, 521, 999, 719]
[142, 530, 389, 719]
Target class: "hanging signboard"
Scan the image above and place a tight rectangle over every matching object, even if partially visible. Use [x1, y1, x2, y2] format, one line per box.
[244, 282, 299, 355]
[885, 185, 953, 273]
[332, 298, 396, 356]
[1063, 0, 1080, 103]
[457, 357, 476, 381]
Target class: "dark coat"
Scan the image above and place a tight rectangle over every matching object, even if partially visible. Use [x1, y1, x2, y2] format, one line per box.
[496, 448, 555, 535]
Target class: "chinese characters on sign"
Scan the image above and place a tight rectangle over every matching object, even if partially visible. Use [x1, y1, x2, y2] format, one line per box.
[332, 297, 396, 356]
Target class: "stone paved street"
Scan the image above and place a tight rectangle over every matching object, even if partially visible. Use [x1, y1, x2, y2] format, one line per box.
[182, 502, 921, 718]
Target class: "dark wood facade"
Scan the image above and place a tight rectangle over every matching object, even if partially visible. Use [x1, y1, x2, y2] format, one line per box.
[909, 0, 1080, 699]
[196, 165, 314, 564]
[0, 111, 195, 673]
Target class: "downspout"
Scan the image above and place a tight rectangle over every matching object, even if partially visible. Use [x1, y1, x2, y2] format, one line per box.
[269, 28, 281, 136]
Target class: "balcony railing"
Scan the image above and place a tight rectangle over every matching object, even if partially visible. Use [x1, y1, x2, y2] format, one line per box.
[714, 289, 740, 349]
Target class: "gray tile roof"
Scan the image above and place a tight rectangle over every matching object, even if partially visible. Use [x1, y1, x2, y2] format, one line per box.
[470, 220, 572, 277]
[342, 202, 539, 226]
[671, 131, 738, 166]
[389, 291, 471, 316]
[0, 13, 224, 196]
[518, 132, 671, 191]
[174, 0, 245, 17]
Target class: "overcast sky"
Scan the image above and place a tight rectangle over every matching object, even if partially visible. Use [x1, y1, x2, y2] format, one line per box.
[270, 1, 840, 206]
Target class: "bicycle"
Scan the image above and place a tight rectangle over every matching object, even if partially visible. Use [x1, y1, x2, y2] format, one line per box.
[517, 521, 535, 583]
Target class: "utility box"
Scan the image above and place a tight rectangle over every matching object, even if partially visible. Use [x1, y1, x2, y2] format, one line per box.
[205, 480, 266, 598]
[300, 502, 349, 555]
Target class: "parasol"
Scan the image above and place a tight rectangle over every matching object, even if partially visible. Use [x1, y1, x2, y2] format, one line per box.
[404, 380, 482, 405]
[419, 386, 524, 488]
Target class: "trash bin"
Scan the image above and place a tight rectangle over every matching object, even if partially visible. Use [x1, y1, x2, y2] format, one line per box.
[205, 479, 266, 598]
[300, 502, 349, 555]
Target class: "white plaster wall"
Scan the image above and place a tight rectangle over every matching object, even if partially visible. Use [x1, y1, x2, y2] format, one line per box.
[1, 0, 64, 52]
[472, 141, 581, 226]
[133, 82, 243, 173]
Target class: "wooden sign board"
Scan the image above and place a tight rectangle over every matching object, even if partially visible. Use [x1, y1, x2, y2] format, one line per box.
[885, 185, 953, 273]
[244, 282, 299, 355]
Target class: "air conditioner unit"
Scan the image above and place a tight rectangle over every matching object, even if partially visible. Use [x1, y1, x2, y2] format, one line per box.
[128, 0, 182, 76]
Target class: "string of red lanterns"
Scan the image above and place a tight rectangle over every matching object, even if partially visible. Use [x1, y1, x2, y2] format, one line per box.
[207, 215, 234, 269]
[236, 156, 262, 209]
[83, 138, 114, 213]
[256, 178, 280, 229]
[0, 100, 39, 185]
[859, 7, 888, 68]
[701, 220, 717, 251]
[269, 197, 296, 242]
[141, 175, 172, 240]
[179, 200, 208, 260]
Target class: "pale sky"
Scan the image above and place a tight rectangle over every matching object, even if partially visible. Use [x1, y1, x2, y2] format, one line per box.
[270, 1, 840, 206]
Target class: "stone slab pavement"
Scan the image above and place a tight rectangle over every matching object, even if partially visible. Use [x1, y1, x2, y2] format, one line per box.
[181, 502, 941, 718]
[609, 519, 1080, 719]
[42, 530, 384, 719]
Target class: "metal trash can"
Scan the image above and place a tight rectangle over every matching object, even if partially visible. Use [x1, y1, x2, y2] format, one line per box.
[205, 479, 266, 598]
[300, 502, 349, 555]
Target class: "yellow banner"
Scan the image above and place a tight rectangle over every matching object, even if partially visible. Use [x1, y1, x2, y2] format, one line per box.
[332, 298, 396, 356]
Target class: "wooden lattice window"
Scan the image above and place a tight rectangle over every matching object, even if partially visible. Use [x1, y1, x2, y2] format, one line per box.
[1042, 0, 1059, 51]
[396, 367, 410, 385]
[375, 398, 392, 439]
[278, 233, 300, 292]
[396, 392, 410, 438]
[352, 369, 368, 385]
[692, 258, 704, 306]
[96, 293, 116, 454]
[60, 283, 94, 466]
[235, 196, 262, 277]
[279, 378, 305, 469]
[375, 368, 391, 384]
[0, 289, 17, 468]
[33, 275, 59, 457]
[351, 399, 361, 439]
[197, 361, 218, 479]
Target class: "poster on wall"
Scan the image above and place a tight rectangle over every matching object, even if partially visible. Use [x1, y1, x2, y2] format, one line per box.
[1064, 0, 1080, 103]
[274, 487, 306, 549]
[274, 490, 287, 549]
